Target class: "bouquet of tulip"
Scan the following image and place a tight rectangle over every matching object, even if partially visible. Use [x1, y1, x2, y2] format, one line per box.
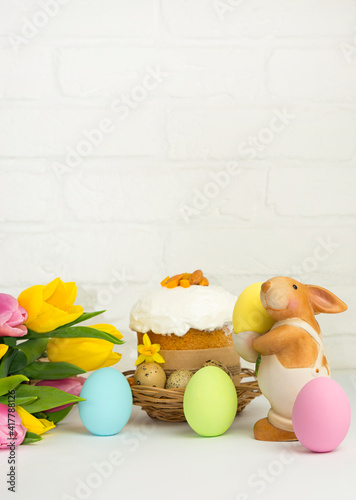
[0, 278, 124, 448]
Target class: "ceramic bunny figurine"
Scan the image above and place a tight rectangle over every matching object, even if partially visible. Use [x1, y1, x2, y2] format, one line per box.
[238, 277, 347, 442]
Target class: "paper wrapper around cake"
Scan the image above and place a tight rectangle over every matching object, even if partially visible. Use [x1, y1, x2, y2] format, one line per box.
[136, 326, 241, 384]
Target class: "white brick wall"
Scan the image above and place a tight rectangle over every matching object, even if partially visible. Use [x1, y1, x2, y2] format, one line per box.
[268, 49, 356, 101]
[1, 0, 356, 371]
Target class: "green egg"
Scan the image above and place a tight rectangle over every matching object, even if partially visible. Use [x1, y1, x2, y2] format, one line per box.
[183, 366, 237, 437]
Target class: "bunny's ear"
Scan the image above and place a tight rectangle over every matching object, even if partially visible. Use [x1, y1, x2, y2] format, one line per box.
[307, 285, 348, 314]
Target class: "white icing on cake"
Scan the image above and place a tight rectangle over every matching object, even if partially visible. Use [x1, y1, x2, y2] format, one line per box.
[129, 285, 237, 336]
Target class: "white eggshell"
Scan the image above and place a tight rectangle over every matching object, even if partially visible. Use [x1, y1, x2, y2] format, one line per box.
[233, 331, 260, 363]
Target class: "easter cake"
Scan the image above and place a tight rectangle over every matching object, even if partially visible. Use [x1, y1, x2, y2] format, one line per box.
[129, 271, 241, 383]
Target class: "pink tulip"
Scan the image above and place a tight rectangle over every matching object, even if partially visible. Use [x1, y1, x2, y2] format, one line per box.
[0, 403, 27, 449]
[36, 377, 86, 413]
[0, 294, 28, 337]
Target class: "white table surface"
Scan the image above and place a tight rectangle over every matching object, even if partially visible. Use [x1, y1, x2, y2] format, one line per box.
[1, 370, 355, 500]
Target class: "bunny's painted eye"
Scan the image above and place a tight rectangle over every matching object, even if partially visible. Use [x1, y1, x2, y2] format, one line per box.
[293, 284, 298, 290]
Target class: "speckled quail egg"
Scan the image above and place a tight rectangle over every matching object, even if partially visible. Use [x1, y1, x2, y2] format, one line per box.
[201, 360, 233, 380]
[134, 363, 166, 388]
[166, 370, 194, 389]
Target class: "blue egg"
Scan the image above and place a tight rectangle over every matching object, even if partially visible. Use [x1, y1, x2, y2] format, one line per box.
[79, 367, 133, 436]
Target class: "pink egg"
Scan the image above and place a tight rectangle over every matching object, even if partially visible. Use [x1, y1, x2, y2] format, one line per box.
[292, 377, 351, 453]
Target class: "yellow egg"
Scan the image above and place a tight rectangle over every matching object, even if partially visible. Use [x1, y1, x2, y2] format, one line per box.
[232, 282, 274, 335]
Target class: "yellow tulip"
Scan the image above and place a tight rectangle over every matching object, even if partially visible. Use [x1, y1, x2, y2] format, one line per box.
[18, 278, 84, 333]
[16, 406, 56, 435]
[0, 345, 9, 360]
[47, 324, 123, 371]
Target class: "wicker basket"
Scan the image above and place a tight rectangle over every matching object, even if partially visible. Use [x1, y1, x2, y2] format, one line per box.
[124, 368, 261, 422]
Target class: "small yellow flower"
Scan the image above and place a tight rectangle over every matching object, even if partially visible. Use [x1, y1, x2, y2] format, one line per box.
[47, 324, 123, 371]
[16, 406, 56, 435]
[18, 278, 84, 333]
[135, 334, 165, 366]
[0, 345, 9, 360]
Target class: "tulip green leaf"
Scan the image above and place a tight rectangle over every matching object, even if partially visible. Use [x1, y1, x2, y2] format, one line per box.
[15, 384, 85, 413]
[0, 395, 37, 406]
[24, 326, 125, 345]
[0, 375, 29, 397]
[56, 310, 106, 329]
[44, 405, 73, 424]
[3, 337, 17, 347]
[18, 361, 86, 380]
[8, 350, 27, 374]
[32, 411, 47, 419]
[22, 431, 42, 445]
[0, 350, 17, 378]
[9, 339, 48, 373]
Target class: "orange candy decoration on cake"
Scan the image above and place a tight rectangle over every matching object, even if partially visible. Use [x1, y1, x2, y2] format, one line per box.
[160, 270, 209, 289]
